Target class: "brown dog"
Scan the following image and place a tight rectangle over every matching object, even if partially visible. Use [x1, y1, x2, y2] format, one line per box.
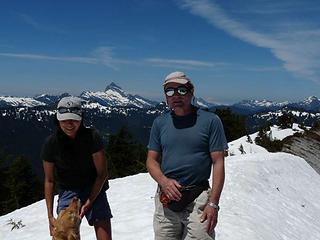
[52, 197, 81, 240]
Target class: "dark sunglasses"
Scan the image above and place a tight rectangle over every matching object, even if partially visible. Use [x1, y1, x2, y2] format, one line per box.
[57, 107, 82, 115]
[164, 86, 190, 97]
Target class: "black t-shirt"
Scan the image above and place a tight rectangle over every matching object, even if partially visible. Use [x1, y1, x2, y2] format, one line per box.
[41, 127, 104, 189]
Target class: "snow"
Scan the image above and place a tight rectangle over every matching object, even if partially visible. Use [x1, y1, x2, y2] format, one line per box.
[80, 83, 156, 109]
[0, 96, 45, 107]
[83, 102, 112, 113]
[227, 124, 305, 156]
[227, 132, 268, 156]
[236, 99, 288, 108]
[269, 124, 305, 141]
[1, 125, 320, 240]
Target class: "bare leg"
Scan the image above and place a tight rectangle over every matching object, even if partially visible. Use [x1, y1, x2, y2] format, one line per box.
[94, 219, 112, 240]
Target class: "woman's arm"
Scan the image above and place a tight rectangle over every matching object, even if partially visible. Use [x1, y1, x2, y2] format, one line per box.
[80, 149, 108, 218]
[43, 161, 56, 236]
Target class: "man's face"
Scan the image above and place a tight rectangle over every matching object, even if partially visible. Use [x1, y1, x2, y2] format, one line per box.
[164, 82, 194, 111]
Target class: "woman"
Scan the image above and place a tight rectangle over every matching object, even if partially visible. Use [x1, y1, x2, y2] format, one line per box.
[41, 96, 112, 240]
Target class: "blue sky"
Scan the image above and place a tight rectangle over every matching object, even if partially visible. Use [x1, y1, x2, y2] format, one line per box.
[0, 0, 319, 104]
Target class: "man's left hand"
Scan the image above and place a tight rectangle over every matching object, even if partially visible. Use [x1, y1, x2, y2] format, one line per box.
[200, 205, 218, 233]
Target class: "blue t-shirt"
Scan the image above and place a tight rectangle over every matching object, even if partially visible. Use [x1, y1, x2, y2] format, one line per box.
[148, 108, 228, 185]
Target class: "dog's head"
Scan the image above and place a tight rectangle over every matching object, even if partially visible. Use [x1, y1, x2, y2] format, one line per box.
[52, 197, 81, 240]
[64, 197, 81, 227]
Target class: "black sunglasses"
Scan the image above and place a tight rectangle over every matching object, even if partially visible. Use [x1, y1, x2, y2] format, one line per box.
[57, 107, 82, 115]
[164, 86, 190, 97]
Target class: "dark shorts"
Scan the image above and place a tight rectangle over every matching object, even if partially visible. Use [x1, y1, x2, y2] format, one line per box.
[57, 186, 113, 226]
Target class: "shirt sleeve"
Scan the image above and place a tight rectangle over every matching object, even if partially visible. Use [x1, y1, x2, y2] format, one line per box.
[147, 118, 162, 152]
[40, 135, 56, 163]
[91, 129, 104, 154]
[208, 115, 229, 152]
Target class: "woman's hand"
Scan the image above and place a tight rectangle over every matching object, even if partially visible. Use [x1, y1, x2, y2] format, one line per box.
[80, 199, 92, 219]
[48, 216, 56, 236]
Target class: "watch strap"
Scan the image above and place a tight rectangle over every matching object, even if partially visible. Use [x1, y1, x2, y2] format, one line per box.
[207, 202, 220, 211]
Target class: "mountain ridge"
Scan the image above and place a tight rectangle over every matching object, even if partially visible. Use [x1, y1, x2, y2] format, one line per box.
[1, 83, 319, 113]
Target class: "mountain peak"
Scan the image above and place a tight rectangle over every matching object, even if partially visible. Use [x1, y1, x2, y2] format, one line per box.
[304, 96, 319, 103]
[105, 82, 122, 92]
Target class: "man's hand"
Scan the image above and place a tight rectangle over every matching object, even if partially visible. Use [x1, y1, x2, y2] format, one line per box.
[160, 178, 182, 201]
[200, 205, 218, 233]
[48, 216, 56, 236]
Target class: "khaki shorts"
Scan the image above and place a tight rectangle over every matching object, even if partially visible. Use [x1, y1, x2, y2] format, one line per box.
[153, 189, 215, 240]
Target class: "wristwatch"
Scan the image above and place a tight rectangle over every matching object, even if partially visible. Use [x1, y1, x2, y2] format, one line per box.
[207, 202, 220, 211]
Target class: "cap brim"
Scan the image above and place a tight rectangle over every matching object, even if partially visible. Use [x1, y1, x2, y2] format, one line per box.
[163, 78, 189, 86]
[57, 113, 82, 121]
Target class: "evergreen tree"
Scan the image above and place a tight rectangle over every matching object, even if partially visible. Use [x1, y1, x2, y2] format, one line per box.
[105, 126, 147, 179]
[255, 126, 283, 152]
[246, 135, 253, 144]
[2, 156, 43, 214]
[215, 108, 247, 142]
[278, 112, 295, 129]
[0, 151, 10, 214]
[238, 144, 246, 154]
[312, 120, 320, 128]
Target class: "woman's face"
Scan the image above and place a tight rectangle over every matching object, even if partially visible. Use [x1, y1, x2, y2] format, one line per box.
[59, 120, 81, 138]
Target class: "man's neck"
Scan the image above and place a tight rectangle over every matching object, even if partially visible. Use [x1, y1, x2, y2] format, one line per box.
[173, 106, 195, 116]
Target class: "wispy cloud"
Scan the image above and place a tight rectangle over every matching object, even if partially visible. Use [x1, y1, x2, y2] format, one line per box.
[230, 1, 320, 15]
[19, 14, 41, 28]
[0, 47, 229, 71]
[0, 52, 96, 63]
[145, 58, 226, 69]
[239, 65, 282, 73]
[0, 47, 118, 70]
[18, 13, 66, 34]
[177, 0, 320, 83]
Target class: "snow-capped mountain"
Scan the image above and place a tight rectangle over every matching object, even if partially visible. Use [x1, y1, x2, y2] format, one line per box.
[34, 93, 70, 105]
[246, 109, 320, 133]
[0, 84, 319, 115]
[0, 96, 46, 108]
[232, 99, 289, 114]
[192, 97, 217, 109]
[290, 96, 320, 112]
[80, 82, 158, 108]
[232, 96, 320, 114]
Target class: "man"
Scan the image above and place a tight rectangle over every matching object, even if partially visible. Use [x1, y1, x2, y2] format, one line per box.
[146, 71, 228, 239]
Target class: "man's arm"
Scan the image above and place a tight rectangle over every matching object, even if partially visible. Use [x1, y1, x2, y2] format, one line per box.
[43, 161, 56, 236]
[200, 151, 225, 233]
[209, 151, 225, 205]
[146, 150, 181, 201]
[80, 149, 108, 218]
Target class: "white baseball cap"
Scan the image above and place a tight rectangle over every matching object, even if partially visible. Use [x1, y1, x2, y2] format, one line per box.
[163, 71, 193, 86]
[56, 97, 82, 121]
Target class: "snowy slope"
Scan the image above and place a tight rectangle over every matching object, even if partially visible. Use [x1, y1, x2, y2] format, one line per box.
[0, 154, 319, 239]
[218, 153, 320, 240]
[0, 126, 319, 240]
[227, 124, 305, 156]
